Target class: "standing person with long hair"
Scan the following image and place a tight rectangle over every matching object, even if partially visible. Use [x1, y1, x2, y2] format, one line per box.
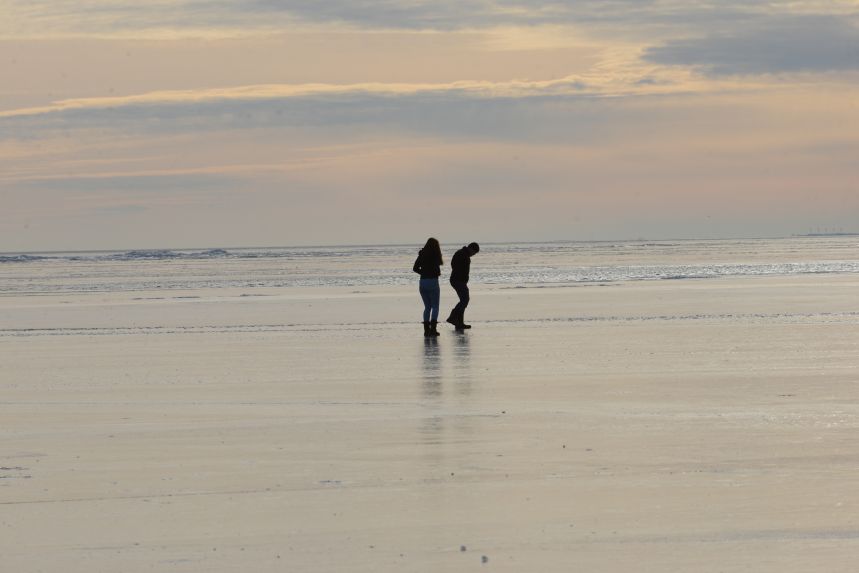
[413, 237, 443, 337]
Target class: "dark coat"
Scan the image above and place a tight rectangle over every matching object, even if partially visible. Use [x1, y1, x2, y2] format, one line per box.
[449, 246, 471, 283]
[413, 249, 441, 279]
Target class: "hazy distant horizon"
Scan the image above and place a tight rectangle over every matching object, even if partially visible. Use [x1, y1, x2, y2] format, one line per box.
[5, 232, 859, 257]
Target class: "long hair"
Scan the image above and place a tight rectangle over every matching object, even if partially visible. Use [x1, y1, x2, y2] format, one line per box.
[422, 237, 443, 265]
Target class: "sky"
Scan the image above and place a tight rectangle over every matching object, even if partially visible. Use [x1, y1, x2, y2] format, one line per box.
[2, 1, 858, 251]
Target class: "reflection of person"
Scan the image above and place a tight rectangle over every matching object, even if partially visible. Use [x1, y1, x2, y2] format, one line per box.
[413, 237, 443, 337]
[446, 242, 479, 331]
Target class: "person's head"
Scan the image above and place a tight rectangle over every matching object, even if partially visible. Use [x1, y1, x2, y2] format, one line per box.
[423, 237, 443, 265]
[467, 242, 480, 256]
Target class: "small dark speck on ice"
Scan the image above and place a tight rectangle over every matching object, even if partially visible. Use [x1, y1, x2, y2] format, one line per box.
[481, 555, 489, 564]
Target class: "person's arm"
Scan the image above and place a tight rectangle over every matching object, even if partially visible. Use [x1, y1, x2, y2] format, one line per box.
[413, 254, 422, 274]
[449, 251, 460, 280]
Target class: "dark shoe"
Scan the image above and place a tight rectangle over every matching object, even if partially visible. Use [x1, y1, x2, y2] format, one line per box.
[458, 312, 471, 329]
[429, 321, 441, 336]
[446, 314, 457, 326]
[423, 321, 432, 337]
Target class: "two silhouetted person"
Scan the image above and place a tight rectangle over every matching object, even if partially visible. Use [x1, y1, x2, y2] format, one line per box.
[446, 242, 479, 331]
[414, 239, 480, 336]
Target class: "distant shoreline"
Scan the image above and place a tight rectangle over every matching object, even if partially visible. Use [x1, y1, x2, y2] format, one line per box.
[792, 233, 859, 237]
[4, 234, 859, 257]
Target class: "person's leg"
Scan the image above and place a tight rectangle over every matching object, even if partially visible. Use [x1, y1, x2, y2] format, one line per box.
[448, 281, 470, 328]
[456, 283, 470, 327]
[419, 282, 432, 323]
[447, 281, 462, 325]
[429, 281, 441, 335]
[429, 282, 440, 322]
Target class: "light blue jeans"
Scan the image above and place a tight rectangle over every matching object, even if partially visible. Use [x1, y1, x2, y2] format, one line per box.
[419, 278, 440, 322]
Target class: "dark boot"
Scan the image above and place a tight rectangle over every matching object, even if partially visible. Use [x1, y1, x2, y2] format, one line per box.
[429, 320, 441, 336]
[423, 321, 432, 337]
[451, 308, 471, 331]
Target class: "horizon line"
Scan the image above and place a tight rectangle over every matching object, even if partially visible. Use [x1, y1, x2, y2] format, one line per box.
[5, 234, 856, 256]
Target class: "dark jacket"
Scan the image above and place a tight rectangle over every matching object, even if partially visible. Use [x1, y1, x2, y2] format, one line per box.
[449, 246, 471, 283]
[413, 249, 441, 279]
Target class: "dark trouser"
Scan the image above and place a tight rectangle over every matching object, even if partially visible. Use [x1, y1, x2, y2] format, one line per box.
[449, 281, 469, 324]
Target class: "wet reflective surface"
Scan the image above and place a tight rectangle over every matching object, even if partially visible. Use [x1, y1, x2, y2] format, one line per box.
[3, 275, 859, 571]
[3, 236, 859, 294]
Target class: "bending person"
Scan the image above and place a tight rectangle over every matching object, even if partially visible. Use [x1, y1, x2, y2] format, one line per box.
[413, 237, 443, 337]
[446, 242, 479, 331]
